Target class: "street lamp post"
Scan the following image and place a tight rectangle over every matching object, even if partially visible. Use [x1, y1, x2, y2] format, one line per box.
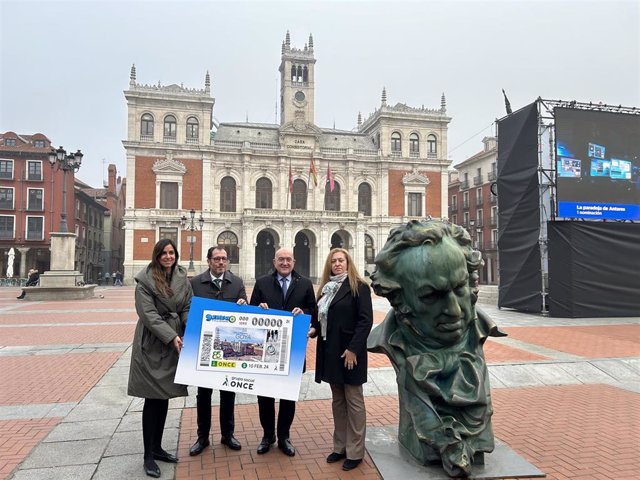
[48, 146, 83, 233]
[180, 209, 204, 273]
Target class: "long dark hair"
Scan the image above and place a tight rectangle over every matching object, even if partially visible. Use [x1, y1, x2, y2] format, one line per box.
[150, 238, 179, 297]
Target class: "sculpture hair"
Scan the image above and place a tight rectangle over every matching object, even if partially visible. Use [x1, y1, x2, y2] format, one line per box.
[370, 219, 483, 308]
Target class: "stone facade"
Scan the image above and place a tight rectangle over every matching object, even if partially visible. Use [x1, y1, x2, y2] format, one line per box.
[449, 137, 499, 284]
[122, 33, 452, 283]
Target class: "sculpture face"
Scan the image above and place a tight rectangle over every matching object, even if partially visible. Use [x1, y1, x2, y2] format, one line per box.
[395, 238, 473, 347]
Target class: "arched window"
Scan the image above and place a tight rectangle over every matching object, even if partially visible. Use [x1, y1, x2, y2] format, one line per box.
[358, 182, 372, 216]
[297, 65, 303, 82]
[409, 133, 419, 154]
[324, 180, 341, 211]
[303, 65, 308, 83]
[164, 115, 177, 138]
[292, 179, 307, 210]
[220, 176, 236, 212]
[217, 231, 239, 264]
[291, 65, 296, 82]
[427, 134, 437, 154]
[140, 113, 154, 137]
[186, 117, 199, 140]
[391, 132, 401, 153]
[255, 177, 272, 209]
[365, 234, 375, 264]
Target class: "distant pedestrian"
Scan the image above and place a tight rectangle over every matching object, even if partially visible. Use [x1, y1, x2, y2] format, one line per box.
[112, 271, 116, 286]
[115, 270, 123, 286]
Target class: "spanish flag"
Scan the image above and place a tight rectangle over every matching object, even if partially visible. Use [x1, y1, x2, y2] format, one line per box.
[309, 158, 319, 187]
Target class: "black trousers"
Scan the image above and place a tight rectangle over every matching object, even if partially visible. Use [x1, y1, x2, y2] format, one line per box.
[257, 395, 295, 440]
[196, 387, 236, 439]
[142, 398, 169, 459]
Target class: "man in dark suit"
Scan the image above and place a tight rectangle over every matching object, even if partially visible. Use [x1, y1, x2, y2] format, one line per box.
[249, 247, 317, 457]
[189, 247, 247, 455]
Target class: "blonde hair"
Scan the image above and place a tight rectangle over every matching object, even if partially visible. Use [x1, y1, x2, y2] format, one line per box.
[317, 248, 367, 298]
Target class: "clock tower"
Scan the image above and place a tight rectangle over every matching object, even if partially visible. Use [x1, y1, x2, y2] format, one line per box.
[279, 31, 316, 128]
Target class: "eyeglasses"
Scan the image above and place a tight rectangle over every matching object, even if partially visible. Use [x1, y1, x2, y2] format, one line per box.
[211, 256, 228, 262]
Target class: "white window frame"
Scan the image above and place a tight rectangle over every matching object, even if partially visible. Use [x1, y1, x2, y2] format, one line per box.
[0, 215, 16, 239]
[0, 186, 15, 210]
[27, 188, 44, 211]
[27, 160, 43, 181]
[0, 159, 14, 180]
[406, 191, 423, 217]
[25, 215, 44, 241]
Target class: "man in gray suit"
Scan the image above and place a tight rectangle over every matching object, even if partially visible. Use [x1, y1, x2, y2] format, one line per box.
[189, 247, 247, 455]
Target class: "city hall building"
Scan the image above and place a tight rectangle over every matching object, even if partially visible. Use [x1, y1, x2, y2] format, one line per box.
[122, 33, 452, 283]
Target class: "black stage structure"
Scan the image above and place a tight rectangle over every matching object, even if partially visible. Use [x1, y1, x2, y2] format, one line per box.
[496, 98, 640, 317]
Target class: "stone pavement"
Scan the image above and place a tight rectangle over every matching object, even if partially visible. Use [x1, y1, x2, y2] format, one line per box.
[0, 286, 638, 480]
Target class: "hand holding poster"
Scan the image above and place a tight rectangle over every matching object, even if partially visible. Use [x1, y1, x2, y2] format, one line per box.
[175, 297, 309, 401]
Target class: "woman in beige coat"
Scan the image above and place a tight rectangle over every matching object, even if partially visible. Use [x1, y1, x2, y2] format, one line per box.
[128, 239, 192, 478]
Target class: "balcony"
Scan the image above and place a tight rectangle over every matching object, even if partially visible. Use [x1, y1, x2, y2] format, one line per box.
[476, 197, 484, 207]
[490, 195, 497, 204]
[449, 204, 458, 213]
[487, 241, 498, 250]
[475, 218, 484, 228]
[488, 170, 497, 181]
[140, 134, 154, 143]
[490, 215, 497, 226]
[460, 180, 469, 190]
[390, 150, 402, 158]
[409, 151, 420, 158]
[473, 175, 483, 186]
[427, 152, 437, 159]
[462, 201, 470, 210]
[185, 137, 199, 145]
[163, 136, 176, 144]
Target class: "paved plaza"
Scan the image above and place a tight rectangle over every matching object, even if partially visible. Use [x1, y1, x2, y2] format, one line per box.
[0, 285, 638, 480]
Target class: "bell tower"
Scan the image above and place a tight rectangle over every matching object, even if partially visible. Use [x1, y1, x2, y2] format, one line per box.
[279, 31, 316, 127]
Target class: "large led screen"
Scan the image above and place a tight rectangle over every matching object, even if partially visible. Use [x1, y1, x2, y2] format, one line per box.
[555, 108, 640, 220]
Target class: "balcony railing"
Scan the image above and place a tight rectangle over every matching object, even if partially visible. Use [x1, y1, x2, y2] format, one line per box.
[490, 215, 497, 226]
[163, 136, 176, 144]
[488, 170, 497, 181]
[140, 134, 154, 142]
[460, 180, 469, 190]
[490, 195, 497, 204]
[449, 204, 458, 212]
[185, 137, 199, 145]
[462, 201, 470, 210]
[487, 241, 498, 250]
[427, 152, 437, 159]
[409, 151, 420, 158]
[476, 197, 484, 207]
[473, 175, 483, 185]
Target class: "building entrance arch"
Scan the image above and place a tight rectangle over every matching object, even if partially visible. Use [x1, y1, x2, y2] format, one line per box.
[255, 230, 276, 278]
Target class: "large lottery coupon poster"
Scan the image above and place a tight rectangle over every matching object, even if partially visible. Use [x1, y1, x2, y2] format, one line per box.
[175, 297, 310, 401]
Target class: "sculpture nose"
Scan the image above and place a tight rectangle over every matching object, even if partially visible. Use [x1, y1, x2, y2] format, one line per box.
[443, 291, 462, 317]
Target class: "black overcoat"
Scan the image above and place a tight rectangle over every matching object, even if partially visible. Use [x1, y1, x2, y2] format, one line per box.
[313, 281, 373, 386]
[249, 270, 317, 317]
[190, 269, 247, 303]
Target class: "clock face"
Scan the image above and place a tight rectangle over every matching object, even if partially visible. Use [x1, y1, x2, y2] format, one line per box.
[294, 91, 306, 102]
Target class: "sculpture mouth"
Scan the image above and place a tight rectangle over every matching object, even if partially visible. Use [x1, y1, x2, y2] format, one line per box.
[436, 319, 462, 332]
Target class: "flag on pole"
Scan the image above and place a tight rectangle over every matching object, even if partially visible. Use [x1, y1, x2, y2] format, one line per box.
[327, 163, 335, 192]
[288, 162, 293, 193]
[309, 158, 319, 187]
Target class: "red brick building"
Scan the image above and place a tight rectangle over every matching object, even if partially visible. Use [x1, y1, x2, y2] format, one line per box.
[449, 137, 499, 284]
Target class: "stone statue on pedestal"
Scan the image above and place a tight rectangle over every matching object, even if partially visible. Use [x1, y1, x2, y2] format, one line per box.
[368, 219, 506, 477]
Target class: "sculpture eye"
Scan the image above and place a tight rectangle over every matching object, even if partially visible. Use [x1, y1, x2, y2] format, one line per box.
[420, 291, 439, 303]
[454, 283, 467, 296]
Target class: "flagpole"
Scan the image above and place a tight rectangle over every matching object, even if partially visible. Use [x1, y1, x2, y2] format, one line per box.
[286, 159, 292, 210]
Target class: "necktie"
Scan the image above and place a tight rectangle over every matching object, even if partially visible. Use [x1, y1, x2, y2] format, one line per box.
[214, 278, 222, 290]
[281, 277, 288, 303]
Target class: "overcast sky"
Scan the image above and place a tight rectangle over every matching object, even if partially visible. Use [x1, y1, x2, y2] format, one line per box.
[1, 0, 638, 188]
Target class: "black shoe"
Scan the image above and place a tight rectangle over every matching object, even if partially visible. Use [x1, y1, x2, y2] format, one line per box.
[257, 435, 276, 454]
[326, 452, 347, 463]
[189, 438, 210, 456]
[144, 458, 161, 478]
[153, 448, 178, 463]
[342, 458, 362, 471]
[278, 438, 296, 457]
[221, 435, 242, 450]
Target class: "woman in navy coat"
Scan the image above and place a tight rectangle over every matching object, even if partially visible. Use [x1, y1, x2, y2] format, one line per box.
[309, 248, 373, 472]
